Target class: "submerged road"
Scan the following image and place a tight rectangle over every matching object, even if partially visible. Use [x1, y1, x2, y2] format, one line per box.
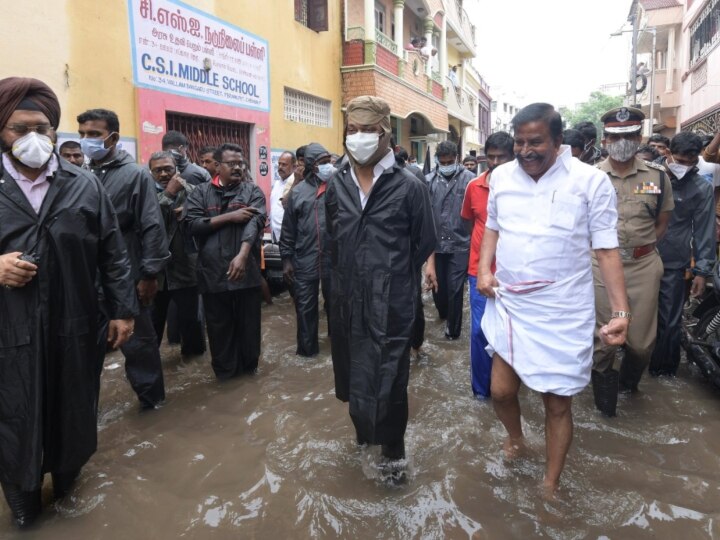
[2, 292, 719, 539]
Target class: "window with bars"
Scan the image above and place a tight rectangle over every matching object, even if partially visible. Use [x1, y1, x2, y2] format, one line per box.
[295, 0, 328, 32]
[690, 0, 719, 67]
[284, 88, 332, 128]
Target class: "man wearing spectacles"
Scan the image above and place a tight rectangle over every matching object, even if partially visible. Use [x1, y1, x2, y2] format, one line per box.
[185, 143, 267, 379]
[148, 151, 205, 358]
[0, 77, 137, 528]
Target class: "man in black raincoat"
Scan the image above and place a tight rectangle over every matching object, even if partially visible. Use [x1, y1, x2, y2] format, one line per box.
[148, 151, 206, 355]
[185, 143, 267, 379]
[280, 143, 333, 357]
[326, 96, 436, 475]
[424, 140, 474, 340]
[0, 77, 137, 528]
[78, 108, 170, 409]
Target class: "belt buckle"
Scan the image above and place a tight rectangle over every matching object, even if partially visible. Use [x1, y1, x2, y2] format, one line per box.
[619, 248, 634, 261]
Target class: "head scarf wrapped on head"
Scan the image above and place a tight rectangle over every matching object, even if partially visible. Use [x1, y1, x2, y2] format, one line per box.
[0, 77, 61, 129]
[345, 96, 391, 134]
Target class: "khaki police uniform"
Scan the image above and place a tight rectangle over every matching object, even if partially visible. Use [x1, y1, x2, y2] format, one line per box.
[593, 157, 674, 387]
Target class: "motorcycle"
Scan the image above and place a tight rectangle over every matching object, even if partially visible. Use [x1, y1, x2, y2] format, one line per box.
[682, 263, 720, 388]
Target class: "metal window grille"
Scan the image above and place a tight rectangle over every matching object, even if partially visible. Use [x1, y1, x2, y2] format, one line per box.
[283, 88, 332, 128]
[165, 112, 251, 165]
[690, 0, 720, 67]
[295, 0, 308, 26]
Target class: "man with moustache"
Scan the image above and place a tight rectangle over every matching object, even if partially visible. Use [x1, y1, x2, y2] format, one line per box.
[592, 107, 673, 416]
[185, 144, 266, 379]
[462, 131, 514, 398]
[477, 103, 630, 493]
[326, 96, 436, 482]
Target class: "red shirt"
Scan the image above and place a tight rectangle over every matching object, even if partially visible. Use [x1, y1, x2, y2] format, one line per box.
[461, 171, 492, 277]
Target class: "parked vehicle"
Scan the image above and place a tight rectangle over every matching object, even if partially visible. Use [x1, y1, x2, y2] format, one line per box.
[263, 232, 286, 296]
[682, 263, 720, 389]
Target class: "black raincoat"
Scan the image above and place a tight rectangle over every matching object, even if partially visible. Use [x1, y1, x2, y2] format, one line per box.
[325, 158, 436, 444]
[280, 143, 332, 356]
[279, 155, 331, 280]
[0, 156, 137, 491]
[184, 178, 266, 293]
[88, 150, 169, 281]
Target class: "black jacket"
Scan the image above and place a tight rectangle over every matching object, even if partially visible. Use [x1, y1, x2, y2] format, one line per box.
[157, 180, 198, 290]
[0, 155, 138, 490]
[658, 170, 716, 276]
[184, 179, 266, 293]
[326, 161, 436, 442]
[89, 150, 169, 280]
[279, 174, 331, 280]
[178, 160, 211, 185]
[425, 166, 474, 253]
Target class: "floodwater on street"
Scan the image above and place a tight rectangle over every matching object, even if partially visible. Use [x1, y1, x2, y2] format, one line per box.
[1, 291, 720, 539]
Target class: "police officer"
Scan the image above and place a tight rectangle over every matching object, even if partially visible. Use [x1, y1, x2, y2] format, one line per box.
[591, 107, 674, 417]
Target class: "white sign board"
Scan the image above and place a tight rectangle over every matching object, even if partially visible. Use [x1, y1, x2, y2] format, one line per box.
[127, 0, 269, 111]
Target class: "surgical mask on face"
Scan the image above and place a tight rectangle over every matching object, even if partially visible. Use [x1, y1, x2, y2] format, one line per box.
[345, 132, 380, 165]
[438, 162, 457, 177]
[667, 162, 691, 179]
[81, 135, 113, 161]
[316, 163, 335, 182]
[606, 139, 639, 162]
[11, 131, 54, 169]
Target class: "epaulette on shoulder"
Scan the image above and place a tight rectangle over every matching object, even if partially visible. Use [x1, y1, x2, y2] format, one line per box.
[644, 160, 666, 172]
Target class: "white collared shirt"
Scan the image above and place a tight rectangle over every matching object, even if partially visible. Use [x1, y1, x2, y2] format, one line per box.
[487, 145, 618, 286]
[270, 173, 291, 241]
[349, 149, 396, 210]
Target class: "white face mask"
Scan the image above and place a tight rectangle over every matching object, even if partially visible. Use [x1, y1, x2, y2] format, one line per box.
[11, 131, 54, 169]
[667, 162, 691, 179]
[345, 132, 380, 165]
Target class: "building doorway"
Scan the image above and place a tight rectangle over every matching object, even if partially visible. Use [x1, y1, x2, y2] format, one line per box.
[165, 112, 252, 165]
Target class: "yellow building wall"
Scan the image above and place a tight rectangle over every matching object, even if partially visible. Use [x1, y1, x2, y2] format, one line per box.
[0, 0, 343, 155]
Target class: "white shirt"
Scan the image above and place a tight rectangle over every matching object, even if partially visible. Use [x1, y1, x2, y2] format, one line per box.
[487, 145, 618, 286]
[270, 174, 291, 242]
[349, 149, 396, 210]
[697, 156, 720, 187]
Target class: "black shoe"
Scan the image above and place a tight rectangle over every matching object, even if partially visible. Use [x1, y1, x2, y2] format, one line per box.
[1, 482, 41, 529]
[591, 369, 619, 417]
[52, 469, 80, 499]
[380, 459, 407, 486]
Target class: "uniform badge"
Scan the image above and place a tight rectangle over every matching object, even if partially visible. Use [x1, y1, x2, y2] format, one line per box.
[616, 108, 630, 122]
[634, 181, 661, 194]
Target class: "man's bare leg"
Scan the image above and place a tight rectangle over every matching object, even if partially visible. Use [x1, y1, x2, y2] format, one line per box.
[490, 354, 525, 458]
[541, 393, 573, 493]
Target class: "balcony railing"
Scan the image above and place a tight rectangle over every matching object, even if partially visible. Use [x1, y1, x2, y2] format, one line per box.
[445, 0, 476, 48]
[447, 84, 476, 123]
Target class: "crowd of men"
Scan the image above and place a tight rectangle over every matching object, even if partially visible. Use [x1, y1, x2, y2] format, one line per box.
[1, 74, 719, 528]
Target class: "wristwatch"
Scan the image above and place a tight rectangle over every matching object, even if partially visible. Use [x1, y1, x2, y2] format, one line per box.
[611, 311, 632, 321]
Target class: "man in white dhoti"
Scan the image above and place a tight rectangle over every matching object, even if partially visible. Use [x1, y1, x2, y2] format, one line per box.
[477, 103, 631, 493]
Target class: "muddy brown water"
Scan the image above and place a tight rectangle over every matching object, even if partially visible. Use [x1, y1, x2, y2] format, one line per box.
[2, 291, 720, 539]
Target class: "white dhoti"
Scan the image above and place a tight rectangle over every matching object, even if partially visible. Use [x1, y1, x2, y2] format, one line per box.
[481, 270, 595, 396]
